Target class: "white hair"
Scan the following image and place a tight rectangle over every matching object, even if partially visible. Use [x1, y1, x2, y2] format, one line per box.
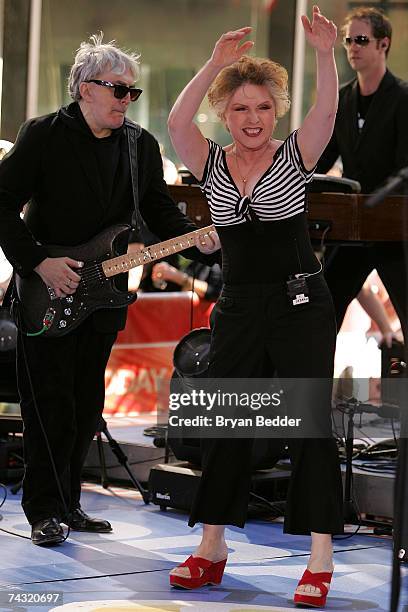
[68, 32, 141, 101]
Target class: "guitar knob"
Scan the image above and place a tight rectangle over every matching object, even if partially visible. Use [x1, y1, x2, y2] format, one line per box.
[59, 320, 67, 328]
[64, 308, 72, 316]
[66, 296, 74, 303]
[47, 287, 57, 299]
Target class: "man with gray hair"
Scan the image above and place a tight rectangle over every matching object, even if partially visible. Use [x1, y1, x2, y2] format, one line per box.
[0, 33, 219, 545]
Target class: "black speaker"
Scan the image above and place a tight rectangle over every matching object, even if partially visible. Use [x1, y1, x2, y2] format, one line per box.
[168, 328, 287, 469]
[0, 307, 18, 401]
[0, 306, 17, 361]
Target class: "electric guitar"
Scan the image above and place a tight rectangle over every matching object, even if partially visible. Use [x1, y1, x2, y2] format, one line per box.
[15, 223, 216, 337]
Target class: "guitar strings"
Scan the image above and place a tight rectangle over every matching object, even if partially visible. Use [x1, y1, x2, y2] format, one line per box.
[74, 229, 211, 284]
[79, 244, 184, 282]
[78, 243, 178, 282]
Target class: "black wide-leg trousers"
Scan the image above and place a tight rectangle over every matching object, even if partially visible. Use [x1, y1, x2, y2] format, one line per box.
[17, 318, 116, 525]
[189, 275, 344, 535]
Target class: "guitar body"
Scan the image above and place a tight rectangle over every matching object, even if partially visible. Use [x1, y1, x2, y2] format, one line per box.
[15, 224, 137, 338]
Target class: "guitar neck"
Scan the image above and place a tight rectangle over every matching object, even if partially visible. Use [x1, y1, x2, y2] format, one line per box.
[102, 224, 215, 278]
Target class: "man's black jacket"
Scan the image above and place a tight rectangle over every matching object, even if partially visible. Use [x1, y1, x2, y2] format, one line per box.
[0, 103, 211, 332]
[317, 70, 408, 193]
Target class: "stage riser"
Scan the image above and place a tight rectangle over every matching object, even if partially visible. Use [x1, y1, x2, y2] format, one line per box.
[83, 442, 397, 522]
[83, 439, 167, 484]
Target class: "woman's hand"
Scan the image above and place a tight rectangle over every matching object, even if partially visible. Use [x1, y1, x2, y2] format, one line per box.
[301, 5, 337, 53]
[194, 228, 221, 254]
[210, 27, 254, 69]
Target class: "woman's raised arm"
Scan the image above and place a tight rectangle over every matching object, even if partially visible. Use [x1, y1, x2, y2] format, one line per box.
[297, 5, 338, 170]
[168, 27, 253, 180]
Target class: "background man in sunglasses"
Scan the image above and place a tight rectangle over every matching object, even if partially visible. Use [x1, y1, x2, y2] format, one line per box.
[0, 33, 219, 545]
[317, 7, 408, 343]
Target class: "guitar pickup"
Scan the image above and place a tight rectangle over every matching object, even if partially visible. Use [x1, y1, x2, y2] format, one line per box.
[308, 219, 332, 232]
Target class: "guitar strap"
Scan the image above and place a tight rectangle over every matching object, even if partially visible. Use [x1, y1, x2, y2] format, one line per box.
[125, 119, 143, 237]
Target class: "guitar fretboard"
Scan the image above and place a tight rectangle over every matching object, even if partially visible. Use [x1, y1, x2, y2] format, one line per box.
[102, 225, 215, 278]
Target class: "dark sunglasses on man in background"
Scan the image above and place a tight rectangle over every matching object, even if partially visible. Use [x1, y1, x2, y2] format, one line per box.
[342, 35, 377, 47]
[85, 79, 143, 101]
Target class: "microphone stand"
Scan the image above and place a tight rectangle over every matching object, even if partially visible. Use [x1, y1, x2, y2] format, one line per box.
[366, 167, 408, 208]
[96, 417, 150, 504]
[341, 398, 361, 524]
[390, 384, 408, 612]
[366, 170, 408, 612]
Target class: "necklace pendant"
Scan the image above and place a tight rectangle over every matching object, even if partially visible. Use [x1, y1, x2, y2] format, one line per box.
[242, 178, 247, 184]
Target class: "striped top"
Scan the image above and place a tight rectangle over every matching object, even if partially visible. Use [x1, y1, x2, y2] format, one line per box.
[199, 130, 315, 226]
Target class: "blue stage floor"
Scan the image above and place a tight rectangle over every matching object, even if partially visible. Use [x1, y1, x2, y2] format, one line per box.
[0, 482, 407, 612]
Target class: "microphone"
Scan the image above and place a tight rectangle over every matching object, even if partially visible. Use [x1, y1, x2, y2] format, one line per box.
[366, 166, 408, 208]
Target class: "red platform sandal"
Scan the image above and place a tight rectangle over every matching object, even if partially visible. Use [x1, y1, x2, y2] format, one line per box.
[293, 569, 333, 608]
[169, 555, 227, 589]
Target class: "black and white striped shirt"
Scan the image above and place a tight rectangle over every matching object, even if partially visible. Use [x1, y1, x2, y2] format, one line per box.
[199, 130, 315, 226]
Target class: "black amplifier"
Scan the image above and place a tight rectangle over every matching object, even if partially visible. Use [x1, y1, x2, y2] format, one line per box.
[149, 461, 290, 517]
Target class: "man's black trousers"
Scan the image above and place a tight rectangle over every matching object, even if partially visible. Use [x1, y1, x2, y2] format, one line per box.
[17, 317, 116, 524]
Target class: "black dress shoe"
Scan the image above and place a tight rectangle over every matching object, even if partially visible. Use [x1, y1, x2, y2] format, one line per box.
[64, 508, 112, 532]
[31, 517, 65, 546]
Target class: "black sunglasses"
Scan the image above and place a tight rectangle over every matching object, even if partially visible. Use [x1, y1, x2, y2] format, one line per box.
[85, 79, 143, 101]
[342, 35, 376, 47]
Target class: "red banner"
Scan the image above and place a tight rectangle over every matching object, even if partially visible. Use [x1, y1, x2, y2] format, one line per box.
[104, 292, 213, 415]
